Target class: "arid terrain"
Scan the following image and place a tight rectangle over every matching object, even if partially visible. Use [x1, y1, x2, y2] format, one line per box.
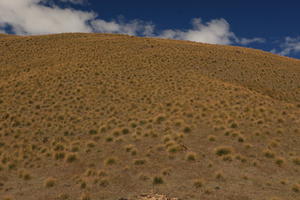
[0, 33, 300, 200]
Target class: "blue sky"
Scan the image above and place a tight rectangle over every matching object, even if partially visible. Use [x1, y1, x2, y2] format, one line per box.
[1, 0, 300, 58]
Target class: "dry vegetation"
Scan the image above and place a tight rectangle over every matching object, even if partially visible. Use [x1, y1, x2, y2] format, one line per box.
[0, 33, 300, 200]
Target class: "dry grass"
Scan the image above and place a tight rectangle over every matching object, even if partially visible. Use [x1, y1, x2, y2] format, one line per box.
[0, 33, 299, 200]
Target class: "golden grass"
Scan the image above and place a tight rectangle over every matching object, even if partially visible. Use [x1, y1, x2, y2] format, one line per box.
[0, 33, 299, 200]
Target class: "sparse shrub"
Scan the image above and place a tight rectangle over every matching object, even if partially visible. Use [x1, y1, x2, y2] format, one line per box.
[22, 172, 31, 180]
[122, 128, 130, 135]
[80, 181, 87, 189]
[215, 146, 233, 156]
[162, 168, 172, 176]
[223, 155, 233, 162]
[3, 196, 14, 200]
[105, 137, 113, 142]
[183, 126, 191, 133]
[66, 153, 77, 163]
[193, 179, 204, 188]
[208, 135, 216, 141]
[99, 178, 109, 187]
[125, 144, 134, 152]
[230, 122, 238, 128]
[186, 152, 196, 161]
[131, 148, 137, 156]
[98, 170, 107, 177]
[155, 115, 166, 124]
[86, 141, 96, 148]
[57, 193, 70, 200]
[44, 177, 56, 188]
[215, 171, 224, 180]
[167, 143, 181, 153]
[133, 159, 146, 165]
[292, 184, 300, 192]
[275, 157, 285, 166]
[292, 157, 300, 165]
[153, 176, 164, 185]
[105, 157, 116, 165]
[54, 152, 65, 160]
[139, 173, 149, 181]
[264, 150, 275, 158]
[80, 193, 91, 200]
[89, 129, 97, 135]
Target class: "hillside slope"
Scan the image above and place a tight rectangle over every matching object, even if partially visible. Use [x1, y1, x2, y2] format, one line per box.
[0, 33, 300, 200]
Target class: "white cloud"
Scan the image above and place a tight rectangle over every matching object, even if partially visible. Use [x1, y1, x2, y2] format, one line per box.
[237, 37, 266, 45]
[58, 0, 87, 4]
[159, 18, 265, 45]
[271, 37, 300, 56]
[0, 0, 265, 46]
[0, 0, 94, 34]
[159, 18, 235, 45]
[91, 19, 155, 36]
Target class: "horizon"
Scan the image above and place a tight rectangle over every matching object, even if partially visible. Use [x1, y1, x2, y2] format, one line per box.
[1, 0, 300, 59]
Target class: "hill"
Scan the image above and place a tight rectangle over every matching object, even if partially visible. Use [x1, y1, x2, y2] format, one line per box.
[0, 33, 299, 200]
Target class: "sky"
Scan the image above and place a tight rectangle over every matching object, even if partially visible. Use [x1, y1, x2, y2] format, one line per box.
[0, 0, 300, 59]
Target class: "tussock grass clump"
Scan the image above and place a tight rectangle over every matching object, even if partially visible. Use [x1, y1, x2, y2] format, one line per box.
[215, 171, 225, 180]
[183, 126, 192, 133]
[105, 157, 117, 165]
[20, 171, 31, 180]
[98, 170, 107, 177]
[80, 193, 91, 200]
[44, 177, 57, 188]
[66, 153, 77, 163]
[275, 157, 285, 166]
[292, 184, 300, 192]
[98, 178, 109, 187]
[193, 179, 204, 188]
[57, 193, 70, 200]
[54, 152, 65, 160]
[185, 152, 197, 161]
[133, 159, 146, 165]
[264, 150, 275, 158]
[215, 146, 233, 156]
[153, 176, 164, 185]
[125, 144, 134, 152]
[3, 196, 14, 200]
[89, 129, 97, 135]
[208, 135, 216, 141]
[292, 157, 300, 165]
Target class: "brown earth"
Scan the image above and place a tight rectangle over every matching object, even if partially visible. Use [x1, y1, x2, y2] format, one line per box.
[0, 33, 300, 200]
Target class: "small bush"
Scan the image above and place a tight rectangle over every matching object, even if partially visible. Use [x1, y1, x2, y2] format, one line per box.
[133, 159, 146, 165]
[153, 176, 164, 185]
[66, 153, 77, 163]
[264, 150, 275, 158]
[44, 177, 56, 188]
[186, 152, 196, 161]
[215, 146, 233, 156]
[193, 179, 204, 188]
[275, 157, 285, 166]
[80, 193, 91, 200]
[89, 129, 97, 135]
[54, 152, 65, 160]
[292, 157, 300, 165]
[105, 157, 116, 165]
[292, 184, 300, 192]
[183, 126, 191, 133]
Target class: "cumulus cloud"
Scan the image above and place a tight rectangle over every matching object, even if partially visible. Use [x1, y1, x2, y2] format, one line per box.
[0, 0, 94, 34]
[58, 0, 87, 4]
[237, 37, 266, 45]
[91, 18, 155, 36]
[159, 18, 265, 45]
[271, 37, 300, 56]
[0, 0, 265, 46]
[159, 18, 235, 45]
